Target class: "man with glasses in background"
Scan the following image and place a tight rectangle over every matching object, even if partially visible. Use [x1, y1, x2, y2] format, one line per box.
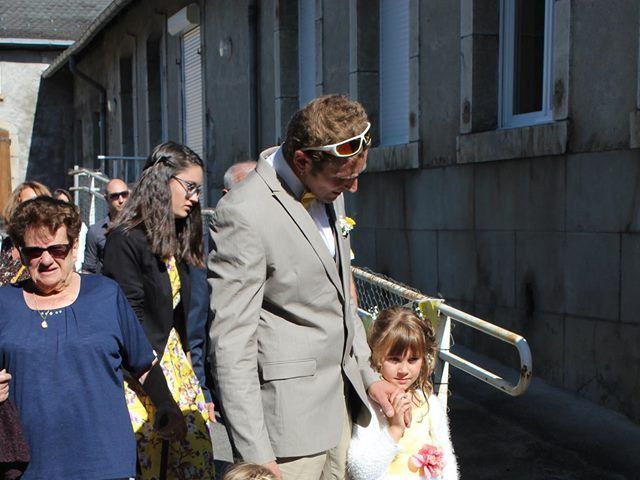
[208, 95, 401, 480]
[82, 178, 129, 273]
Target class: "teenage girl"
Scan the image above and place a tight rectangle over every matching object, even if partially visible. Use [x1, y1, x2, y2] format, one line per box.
[347, 306, 458, 480]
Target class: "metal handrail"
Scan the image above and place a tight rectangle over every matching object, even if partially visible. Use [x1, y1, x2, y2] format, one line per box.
[435, 302, 532, 396]
[68, 165, 109, 226]
[352, 266, 533, 399]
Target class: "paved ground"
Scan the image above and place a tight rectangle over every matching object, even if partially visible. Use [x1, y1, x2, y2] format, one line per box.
[449, 346, 640, 480]
[209, 347, 640, 479]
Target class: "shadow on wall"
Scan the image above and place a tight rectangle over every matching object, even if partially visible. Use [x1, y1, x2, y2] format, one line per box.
[26, 69, 75, 189]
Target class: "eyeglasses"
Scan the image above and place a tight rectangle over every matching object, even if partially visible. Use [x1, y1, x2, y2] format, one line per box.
[301, 122, 372, 158]
[107, 191, 129, 201]
[20, 244, 72, 263]
[171, 175, 202, 198]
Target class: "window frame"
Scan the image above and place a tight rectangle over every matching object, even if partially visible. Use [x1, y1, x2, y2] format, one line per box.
[499, 0, 554, 129]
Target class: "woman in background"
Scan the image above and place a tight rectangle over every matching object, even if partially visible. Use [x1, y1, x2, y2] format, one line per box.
[103, 141, 214, 479]
[0, 181, 50, 285]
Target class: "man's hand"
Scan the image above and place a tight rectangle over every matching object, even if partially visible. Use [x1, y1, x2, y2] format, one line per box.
[0, 369, 10, 403]
[263, 460, 282, 480]
[367, 380, 412, 427]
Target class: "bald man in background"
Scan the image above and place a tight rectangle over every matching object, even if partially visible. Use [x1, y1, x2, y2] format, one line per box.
[82, 178, 129, 273]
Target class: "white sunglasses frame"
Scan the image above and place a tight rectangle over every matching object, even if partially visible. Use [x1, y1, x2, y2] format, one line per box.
[301, 122, 372, 158]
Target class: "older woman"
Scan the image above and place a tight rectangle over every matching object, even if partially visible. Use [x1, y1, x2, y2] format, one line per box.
[0, 197, 184, 479]
[0, 181, 51, 285]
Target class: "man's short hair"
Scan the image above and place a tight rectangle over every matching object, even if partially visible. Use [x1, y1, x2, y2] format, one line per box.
[282, 94, 369, 163]
[223, 161, 257, 190]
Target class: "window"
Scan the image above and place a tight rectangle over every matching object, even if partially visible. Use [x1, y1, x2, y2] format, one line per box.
[379, 0, 409, 146]
[500, 0, 554, 128]
[182, 26, 204, 158]
[298, 0, 316, 107]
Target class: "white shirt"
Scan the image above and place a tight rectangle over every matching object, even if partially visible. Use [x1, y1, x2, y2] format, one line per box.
[266, 147, 336, 257]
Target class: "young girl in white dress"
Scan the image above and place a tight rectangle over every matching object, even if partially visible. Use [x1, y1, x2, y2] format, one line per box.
[348, 307, 459, 480]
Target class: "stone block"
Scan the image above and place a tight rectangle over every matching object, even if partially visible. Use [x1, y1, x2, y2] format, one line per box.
[564, 233, 620, 321]
[475, 231, 516, 308]
[321, 0, 349, 95]
[406, 230, 438, 296]
[564, 317, 640, 423]
[566, 150, 640, 232]
[421, 0, 460, 166]
[405, 165, 474, 231]
[375, 228, 412, 286]
[366, 142, 419, 172]
[569, 0, 637, 151]
[475, 156, 565, 231]
[620, 234, 640, 324]
[515, 232, 566, 314]
[351, 226, 376, 269]
[347, 173, 380, 229]
[438, 231, 477, 303]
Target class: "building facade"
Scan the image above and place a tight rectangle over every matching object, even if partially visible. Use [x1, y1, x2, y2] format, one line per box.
[47, 0, 640, 424]
[0, 0, 111, 195]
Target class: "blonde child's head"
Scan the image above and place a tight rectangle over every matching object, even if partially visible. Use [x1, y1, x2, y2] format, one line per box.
[222, 463, 277, 480]
[369, 307, 437, 397]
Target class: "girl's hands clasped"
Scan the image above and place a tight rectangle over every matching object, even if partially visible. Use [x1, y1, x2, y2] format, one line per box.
[387, 390, 412, 442]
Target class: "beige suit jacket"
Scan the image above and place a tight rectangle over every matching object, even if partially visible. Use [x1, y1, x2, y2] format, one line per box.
[208, 147, 378, 464]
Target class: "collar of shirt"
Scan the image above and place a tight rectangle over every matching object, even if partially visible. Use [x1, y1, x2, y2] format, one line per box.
[266, 146, 305, 200]
[265, 146, 336, 258]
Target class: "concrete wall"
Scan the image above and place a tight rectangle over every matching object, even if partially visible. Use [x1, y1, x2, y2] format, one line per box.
[65, 0, 640, 424]
[0, 49, 73, 190]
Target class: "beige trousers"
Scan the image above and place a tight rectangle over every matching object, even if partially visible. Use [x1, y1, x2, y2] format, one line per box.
[277, 400, 352, 480]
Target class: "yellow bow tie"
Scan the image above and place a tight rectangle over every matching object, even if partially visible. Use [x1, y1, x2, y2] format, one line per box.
[300, 191, 316, 210]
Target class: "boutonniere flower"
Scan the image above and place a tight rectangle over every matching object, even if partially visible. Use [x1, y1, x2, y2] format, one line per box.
[338, 216, 356, 237]
[408, 444, 445, 479]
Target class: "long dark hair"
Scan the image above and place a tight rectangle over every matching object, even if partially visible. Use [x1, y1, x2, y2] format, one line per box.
[113, 141, 204, 267]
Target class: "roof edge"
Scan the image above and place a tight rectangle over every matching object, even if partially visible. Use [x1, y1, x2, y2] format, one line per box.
[42, 0, 135, 78]
[0, 38, 74, 47]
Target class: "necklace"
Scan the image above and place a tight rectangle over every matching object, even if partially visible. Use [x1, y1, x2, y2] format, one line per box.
[32, 294, 61, 329]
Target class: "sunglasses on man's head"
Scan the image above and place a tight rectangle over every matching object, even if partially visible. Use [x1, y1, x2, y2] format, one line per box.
[20, 244, 72, 262]
[301, 122, 372, 158]
[107, 191, 129, 201]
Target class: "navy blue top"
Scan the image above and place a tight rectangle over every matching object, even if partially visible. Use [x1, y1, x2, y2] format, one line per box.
[0, 274, 155, 480]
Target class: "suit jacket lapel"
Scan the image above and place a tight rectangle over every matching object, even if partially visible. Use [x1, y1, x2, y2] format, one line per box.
[256, 157, 345, 301]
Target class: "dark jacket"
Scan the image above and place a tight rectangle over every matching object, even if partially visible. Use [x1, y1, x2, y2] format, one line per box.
[102, 225, 191, 355]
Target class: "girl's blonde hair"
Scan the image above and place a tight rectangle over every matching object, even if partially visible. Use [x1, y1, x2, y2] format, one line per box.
[368, 307, 437, 398]
[222, 463, 277, 480]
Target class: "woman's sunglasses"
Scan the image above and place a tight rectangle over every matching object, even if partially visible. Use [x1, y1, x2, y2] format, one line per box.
[301, 122, 372, 158]
[20, 244, 72, 262]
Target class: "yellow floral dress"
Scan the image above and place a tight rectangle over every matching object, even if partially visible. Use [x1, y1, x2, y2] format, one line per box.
[124, 257, 214, 479]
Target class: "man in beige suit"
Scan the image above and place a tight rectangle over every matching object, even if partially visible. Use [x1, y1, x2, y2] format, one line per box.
[208, 95, 399, 480]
